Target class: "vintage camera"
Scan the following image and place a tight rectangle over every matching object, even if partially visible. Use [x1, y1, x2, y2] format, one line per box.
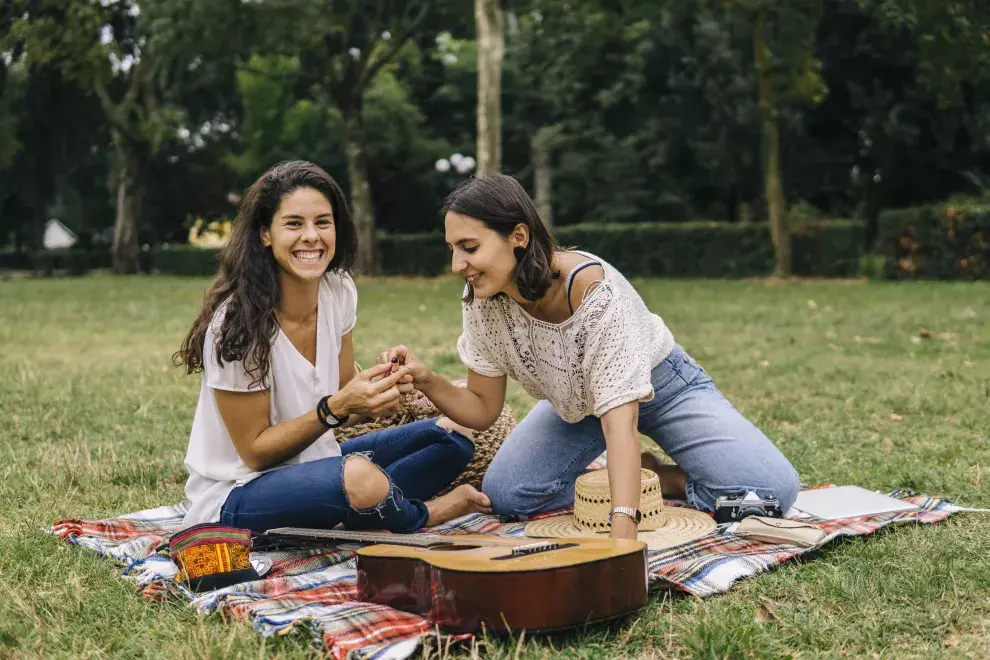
[713, 491, 782, 524]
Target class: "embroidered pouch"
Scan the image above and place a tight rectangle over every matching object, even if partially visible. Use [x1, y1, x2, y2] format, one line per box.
[168, 523, 261, 592]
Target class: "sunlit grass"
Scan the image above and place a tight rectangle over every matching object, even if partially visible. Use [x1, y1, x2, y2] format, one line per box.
[1, 274, 988, 657]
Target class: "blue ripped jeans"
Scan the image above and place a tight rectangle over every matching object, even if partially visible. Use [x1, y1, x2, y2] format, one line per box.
[219, 419, 475, 534]
[482, 344, 800, 516]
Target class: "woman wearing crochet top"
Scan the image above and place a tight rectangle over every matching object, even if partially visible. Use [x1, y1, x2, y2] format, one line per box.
[379, 173, 799, 541]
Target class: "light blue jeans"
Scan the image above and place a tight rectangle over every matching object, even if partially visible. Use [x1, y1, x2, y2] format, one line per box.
[482, 344, 800, 516]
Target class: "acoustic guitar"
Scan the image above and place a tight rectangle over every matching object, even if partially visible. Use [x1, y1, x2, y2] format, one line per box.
[256, 527, 649, 633]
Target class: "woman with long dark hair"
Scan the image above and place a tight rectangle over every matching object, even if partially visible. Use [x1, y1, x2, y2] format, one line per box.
[379, 173, 799, 541]
[174, 161, 490, 533]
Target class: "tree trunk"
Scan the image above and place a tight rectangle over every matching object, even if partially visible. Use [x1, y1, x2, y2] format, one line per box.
[531, 128, 553, 226]
[343, 104, 376, 274]
[753, 8, 790, 277]
[111, 134, 145, 274]
[475, 0, 504, 177]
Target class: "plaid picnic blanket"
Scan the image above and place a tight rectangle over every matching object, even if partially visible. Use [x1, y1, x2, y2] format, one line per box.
[49, 489, 960, 659]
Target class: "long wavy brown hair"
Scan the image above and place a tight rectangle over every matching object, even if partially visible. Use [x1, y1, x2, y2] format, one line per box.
[173, 160, 357, 387]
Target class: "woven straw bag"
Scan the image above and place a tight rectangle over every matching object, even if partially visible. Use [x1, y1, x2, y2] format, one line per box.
[336, 380, 517, 493]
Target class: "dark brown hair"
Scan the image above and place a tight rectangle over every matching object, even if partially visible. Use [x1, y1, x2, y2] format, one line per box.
[441, 173, 559, 303]
[173, 160, 356, 387]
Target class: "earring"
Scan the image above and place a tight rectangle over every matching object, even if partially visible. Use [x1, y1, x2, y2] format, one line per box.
[513, 245, 526, 261]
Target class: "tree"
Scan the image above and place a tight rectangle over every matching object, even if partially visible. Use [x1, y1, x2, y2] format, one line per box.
[229, 52, 450, 234]
[2, 2, 112, 253]
[502, 4, 585, 225]
[0, 4, 24, 172]
[504, 1, 664, 225]
[12, 0, 166, 272]
[475, 0, 504, 176]
[246, 0, 441, 273]
[796, 1, 990, 240]
[726, 0, 825, 277]
[751, 2, 789, 275]
[11, 0, 247, 272]
[870, 0, 990, 109]
[510, 3, 657, 224]
[643, 1, 762, 223]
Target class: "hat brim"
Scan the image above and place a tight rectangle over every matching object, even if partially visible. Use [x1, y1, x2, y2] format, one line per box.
[524, 507, 716, 551]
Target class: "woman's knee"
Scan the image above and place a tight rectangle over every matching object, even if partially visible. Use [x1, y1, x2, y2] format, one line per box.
[482, 470, 563, 517]
[435, 417, 476, 465]
[688, 464, 800, 513]
[342, 455, 391, 510]
[770, 466, 800, 511]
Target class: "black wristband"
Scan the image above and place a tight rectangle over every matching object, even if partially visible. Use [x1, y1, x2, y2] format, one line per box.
[316, 395, 345, 429]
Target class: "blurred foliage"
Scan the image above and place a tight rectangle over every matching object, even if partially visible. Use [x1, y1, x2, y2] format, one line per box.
[1, 0, 989, 277]
[879, 199, 990, 280]
[377, 219, 866, 278]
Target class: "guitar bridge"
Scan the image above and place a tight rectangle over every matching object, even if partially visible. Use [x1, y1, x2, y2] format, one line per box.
[492, 541, 577, 560]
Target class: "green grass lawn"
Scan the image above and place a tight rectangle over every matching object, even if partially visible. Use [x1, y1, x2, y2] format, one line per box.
[1, 274, 989, 658]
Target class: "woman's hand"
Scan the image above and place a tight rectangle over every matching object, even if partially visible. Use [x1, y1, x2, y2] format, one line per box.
[395, 372, 415, 395]
[335, 363, 410, 417]
[377, 345, 432, 386]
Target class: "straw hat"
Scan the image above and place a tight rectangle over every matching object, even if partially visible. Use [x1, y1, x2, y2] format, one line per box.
[524, 468, 716, 551]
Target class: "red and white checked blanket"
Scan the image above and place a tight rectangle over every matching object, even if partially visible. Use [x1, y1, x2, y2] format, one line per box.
[49, 490, 959, 659]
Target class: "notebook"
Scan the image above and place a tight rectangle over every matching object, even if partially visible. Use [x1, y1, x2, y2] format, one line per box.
[785, 485, 920, 521]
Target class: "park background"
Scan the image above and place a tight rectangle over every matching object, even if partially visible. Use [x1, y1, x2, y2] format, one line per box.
[2, 1, 990, 658]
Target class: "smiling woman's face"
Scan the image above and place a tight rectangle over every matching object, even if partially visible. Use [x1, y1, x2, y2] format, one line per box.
[444, 211, 525, 299]
[261, 187, 336, 282]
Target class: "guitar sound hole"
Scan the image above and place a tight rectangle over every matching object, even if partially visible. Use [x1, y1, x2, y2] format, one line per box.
[428, 545, 482, 552]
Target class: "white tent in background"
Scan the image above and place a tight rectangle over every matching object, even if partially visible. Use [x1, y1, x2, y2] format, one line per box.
[43, 219, 78, 249]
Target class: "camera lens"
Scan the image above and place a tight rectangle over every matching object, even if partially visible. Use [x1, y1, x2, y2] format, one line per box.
[736, 505, 764, 520]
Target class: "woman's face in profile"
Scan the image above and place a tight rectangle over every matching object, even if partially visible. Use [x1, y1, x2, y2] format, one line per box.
[444, 211, 519, 299]
[262, 187, 336, 282]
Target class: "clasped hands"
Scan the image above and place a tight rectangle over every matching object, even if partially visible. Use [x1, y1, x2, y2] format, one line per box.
[335, 345, 429, 420]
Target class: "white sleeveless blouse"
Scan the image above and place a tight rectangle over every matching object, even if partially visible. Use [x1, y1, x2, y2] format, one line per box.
[181, 271, 357, 527]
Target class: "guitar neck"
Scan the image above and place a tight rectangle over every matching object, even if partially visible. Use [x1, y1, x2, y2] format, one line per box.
[263, 527, 470, 548]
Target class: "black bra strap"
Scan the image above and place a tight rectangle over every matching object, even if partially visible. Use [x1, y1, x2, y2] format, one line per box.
[566, 261, 603, 313]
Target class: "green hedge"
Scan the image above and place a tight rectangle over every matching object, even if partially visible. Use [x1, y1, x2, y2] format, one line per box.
[0, 251, 32, 271]
[878, 201, 990, 279]
[378, 220, 866, 279]
[790, 220, 866, 277]
[378, 232, 451, 276]
[29, 249, 111, 276]
[151, 246, 221, 276]
[147, 220, 866, 278]
[1, 248, 153, 276]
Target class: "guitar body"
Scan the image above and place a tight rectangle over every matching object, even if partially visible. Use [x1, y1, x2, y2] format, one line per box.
[355, 535, 649, 633]
[259, 528, 649, 633]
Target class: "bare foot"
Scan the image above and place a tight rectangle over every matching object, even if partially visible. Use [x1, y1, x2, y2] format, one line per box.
[425, 484, 492, 526]
[641, 451, 688, 498]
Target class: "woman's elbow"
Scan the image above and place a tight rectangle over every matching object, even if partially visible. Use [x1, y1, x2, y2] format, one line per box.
[475, 406, 503, 432]
[235, 445, 270, 472]
[241, 455, 268, 472]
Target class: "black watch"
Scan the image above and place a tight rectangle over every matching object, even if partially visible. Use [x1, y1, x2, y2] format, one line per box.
[316, 395, 347, 429]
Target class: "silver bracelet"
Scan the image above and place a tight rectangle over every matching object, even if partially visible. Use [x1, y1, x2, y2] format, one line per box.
[608, 506, 642, 524]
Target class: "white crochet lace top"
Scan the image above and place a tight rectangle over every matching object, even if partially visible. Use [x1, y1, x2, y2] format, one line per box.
[456, 251, 675, 422]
